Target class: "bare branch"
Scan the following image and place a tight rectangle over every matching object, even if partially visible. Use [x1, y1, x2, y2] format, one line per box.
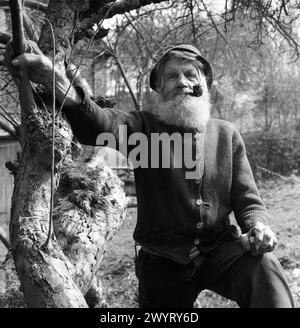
[188, 0, 196, 45]
[0, 226, 10, 250]
[0, 102, 19, 126]
[127, 11, 162, 50]
[105, 39, 140, 110]
[80, 0, 168, 30]
[0, 88, 20, 104]
[112, 51, 140, 111]
[265, 14, 300, 59]
[197, 0, 238, 55]
[124, 13, 156, 62]
[0, 119, 18, 138]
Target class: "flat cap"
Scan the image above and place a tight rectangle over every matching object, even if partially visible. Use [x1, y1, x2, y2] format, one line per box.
[149, 44, 213, 91]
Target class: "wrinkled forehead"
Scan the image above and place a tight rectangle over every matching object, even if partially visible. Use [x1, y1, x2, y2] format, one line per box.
[163, 57, 200, 75]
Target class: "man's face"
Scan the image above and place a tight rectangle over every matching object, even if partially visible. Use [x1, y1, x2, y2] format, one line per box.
[159, 57, 204, 102]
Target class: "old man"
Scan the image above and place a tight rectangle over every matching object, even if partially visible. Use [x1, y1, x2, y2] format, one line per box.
[12, 44, 294, 308]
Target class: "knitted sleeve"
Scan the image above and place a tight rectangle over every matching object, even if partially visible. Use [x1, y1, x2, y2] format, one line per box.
[231, 127, 268, 233]
[62, 87, 143, 146]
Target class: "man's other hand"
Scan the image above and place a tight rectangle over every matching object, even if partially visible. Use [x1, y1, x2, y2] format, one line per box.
[240, 222, 278, 256]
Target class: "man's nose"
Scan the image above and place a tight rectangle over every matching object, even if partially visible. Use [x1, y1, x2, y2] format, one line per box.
[176, 73, 189, 88]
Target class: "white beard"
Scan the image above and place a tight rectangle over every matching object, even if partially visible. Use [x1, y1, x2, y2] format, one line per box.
[151, 90, 211, 131]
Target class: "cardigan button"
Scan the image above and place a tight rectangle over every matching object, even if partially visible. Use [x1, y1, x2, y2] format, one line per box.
[194, 238, 200, 246]
[195, 178, 201, 184]
[196, 199, 202, 206]
[189, 246, 200, 259]
[196, 221, 203, 229]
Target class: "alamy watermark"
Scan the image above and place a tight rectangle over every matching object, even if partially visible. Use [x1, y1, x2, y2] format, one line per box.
[96, 125, 203, 179]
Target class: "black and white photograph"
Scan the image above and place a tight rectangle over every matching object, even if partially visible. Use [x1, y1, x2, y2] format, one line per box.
[0, 0, 299, 312]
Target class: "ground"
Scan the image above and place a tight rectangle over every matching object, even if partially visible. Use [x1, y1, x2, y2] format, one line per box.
[0, 180, 299, 307]
[100, 179, 300, 308]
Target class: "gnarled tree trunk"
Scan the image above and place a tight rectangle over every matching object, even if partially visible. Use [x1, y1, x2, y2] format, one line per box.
[0, 157, 127, 308]
[3, 0, 127, 307]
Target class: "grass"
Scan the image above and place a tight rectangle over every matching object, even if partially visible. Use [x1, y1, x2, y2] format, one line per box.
[100, 180, 300, 308]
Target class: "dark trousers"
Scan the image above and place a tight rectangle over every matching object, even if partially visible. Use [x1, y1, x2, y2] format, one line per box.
[135, 238, 294, 308]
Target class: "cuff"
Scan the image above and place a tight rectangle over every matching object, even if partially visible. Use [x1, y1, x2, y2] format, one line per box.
[238, 210, 269, 233]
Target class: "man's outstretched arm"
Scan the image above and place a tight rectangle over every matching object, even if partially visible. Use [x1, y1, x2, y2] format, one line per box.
[12, 52, 82, 108]
[11, 50, 142, 146]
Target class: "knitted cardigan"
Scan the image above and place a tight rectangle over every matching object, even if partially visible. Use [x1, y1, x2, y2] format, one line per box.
[63, 91, 268, 264]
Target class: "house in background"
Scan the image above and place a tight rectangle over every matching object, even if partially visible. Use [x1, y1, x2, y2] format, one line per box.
[0, 129, 19, 232]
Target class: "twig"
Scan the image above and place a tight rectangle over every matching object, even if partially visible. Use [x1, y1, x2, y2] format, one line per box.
[224, 0, 228, 33]
[0, 227, 10, 249]
[0, 118, 18, 138]
[30, 81, 52, 122]
[42, 18, 55, 250]
[123, 13, 156, 62]
[0, 87, 21, 104]
[0, 78, 13, 91]
[257, 165, 287, 180]
[189, 0, 197, 45]
[0, 103, 19, 126]
[106, 40, 140, 111]
[55, 130, 81, 149]
[197, 0, 257, 75]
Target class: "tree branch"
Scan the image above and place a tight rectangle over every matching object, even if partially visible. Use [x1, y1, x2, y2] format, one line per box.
[123, 13, 156, 62]
[109, 47, 140, 110]
[80, 0, 168, 30]
[0, 119, 18, 138]
[0, 226, 10, 250]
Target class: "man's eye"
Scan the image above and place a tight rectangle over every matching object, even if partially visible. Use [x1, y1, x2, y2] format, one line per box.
[186, 71, 197, 79]
[166, 73, 177, 80]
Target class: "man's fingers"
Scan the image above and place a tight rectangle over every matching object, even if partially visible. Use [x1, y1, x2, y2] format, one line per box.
[261, 227, 277, 249]
[12, 53, 36, 68]
[11, 54, 53, 85]
[252, 227, 264, 251]
[250, 225, 278, 255]
[262, 231, 271, 247]
[263, 232, 277, 250]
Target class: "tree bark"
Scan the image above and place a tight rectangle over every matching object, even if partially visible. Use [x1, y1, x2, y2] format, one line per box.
[5, 0, 126, 307]
[0, 158, 127, 308]
[79, 0, 168, 30]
